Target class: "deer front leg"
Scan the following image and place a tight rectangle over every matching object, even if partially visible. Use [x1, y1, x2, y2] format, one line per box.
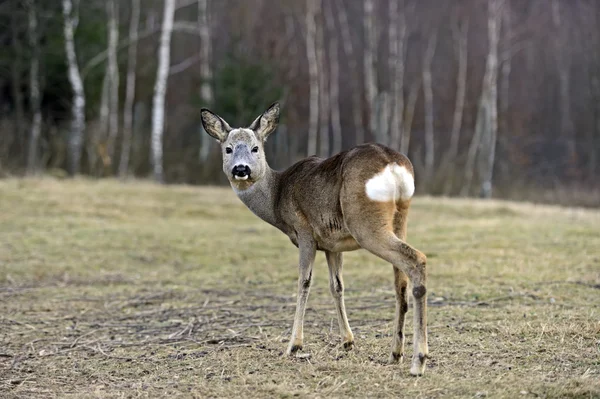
[286, 239, 316, 355]
[325, 251, 354, 350]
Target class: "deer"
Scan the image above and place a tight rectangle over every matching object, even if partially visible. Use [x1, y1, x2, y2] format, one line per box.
[200, 102, 429, 376]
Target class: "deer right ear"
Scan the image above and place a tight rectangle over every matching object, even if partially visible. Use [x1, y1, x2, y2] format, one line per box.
[201, 108, 232, 142]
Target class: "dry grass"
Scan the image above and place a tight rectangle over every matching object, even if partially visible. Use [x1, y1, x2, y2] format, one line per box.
[1, 178, 599, 398]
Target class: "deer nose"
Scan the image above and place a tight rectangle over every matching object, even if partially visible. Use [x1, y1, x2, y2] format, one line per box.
[232, 164, 251, 179]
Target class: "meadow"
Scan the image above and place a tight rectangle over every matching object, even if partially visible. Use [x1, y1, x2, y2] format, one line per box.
[1, 178, 599, 398]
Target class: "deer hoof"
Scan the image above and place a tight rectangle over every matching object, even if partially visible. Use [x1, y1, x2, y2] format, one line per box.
[410, 353, 427, 376]
[342, 340, 354, 351]
[286, 343, 303, 356]
[389, 352, 404, 364]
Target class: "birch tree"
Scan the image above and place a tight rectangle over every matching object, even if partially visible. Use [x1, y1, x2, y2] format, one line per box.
[462, 0, 502, 197]
[119, 0, 141, 178]
[305, 0, 319, 156]
[401, 80, 421, 155]
[422, 31, 438, 185]
[389, 0, 407, 150]
[325, 2, 342, 155]
[198, 0, 214, 163]
[443, 16, 469, 195]
[106, 0, 120, 165]
[316, 7, 329, 158]
[151, 0, 176, 182]
[26, 0, 42, 174]
[552, 0, 576, 174]
[62, 0, 86, 176]
[334, 0, 363, 145]
[364, 0, 378, 140]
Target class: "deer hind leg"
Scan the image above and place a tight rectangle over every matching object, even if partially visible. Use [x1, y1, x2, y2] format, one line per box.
[286, 238, 317, 355]
[325, 251, 354, 350]
[390, 205, 410, 363]
[344, 200, 428, 376]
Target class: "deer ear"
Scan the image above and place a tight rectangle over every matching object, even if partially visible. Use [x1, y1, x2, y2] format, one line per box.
[249, 102, 280, 141]
[201, 108, 232, 142]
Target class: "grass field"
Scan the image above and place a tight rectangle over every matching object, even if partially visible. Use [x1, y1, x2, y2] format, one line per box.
[1, 178, 599, 398]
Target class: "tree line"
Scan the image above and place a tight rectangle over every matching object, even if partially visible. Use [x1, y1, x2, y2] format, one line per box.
[0, 0, 599, 205]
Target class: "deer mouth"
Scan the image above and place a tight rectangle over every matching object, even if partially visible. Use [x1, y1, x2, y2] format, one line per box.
[234, 175, 249, 181]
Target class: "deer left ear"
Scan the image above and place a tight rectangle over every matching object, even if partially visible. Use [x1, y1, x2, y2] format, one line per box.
[249, 102, 280, 141]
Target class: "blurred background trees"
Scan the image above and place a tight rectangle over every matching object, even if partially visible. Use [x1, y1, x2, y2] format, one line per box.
[0, 0, 599, 205]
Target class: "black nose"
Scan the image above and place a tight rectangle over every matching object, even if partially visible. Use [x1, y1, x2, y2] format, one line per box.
[232, 164, 251, 177]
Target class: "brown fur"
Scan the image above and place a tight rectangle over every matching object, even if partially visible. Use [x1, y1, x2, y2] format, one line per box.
[201, 103, 429, 376]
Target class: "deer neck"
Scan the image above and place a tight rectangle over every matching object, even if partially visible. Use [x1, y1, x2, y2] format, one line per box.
[232, 166, 282, 230]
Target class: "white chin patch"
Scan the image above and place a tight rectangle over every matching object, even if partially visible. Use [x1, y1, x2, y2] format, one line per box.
[365, 164, 415, 202]
[234, 175, 249, 181]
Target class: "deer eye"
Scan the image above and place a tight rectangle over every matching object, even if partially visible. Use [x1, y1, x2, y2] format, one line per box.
[251, 146, 259, 153]
[225, 147, 233, 154]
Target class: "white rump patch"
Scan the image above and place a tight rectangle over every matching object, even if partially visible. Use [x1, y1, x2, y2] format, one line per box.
[365, 164, 415, 202]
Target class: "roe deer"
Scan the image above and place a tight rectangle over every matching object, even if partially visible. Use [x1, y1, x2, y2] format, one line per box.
[201, 102, 428, 376]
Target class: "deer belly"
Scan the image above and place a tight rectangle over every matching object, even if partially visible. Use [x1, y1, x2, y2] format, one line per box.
[326, 236, 361, 252]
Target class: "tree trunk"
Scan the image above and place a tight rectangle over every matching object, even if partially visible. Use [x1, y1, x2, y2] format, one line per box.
[461, 103, 485, 197]
[401, 79, 421, 155]
[500, 4, 511, 132]
[364, 0, 378, 140]
[11, 3, 25, 160]
[119, 0, 141, 178]
[106, 0, 120, 168]
[422, 31, 438, 186]
[62, 0, 86, 176]
[26, 0, 42, 175]
[305, 0, 319, 156]
[198, 0, 214, 162]
[479, 0, 501, 198]
[552, 0, 576, 176]
[198, 0, 212, 106]
[443, 17, 469, 195]
[389, 0, 406, 150]
[151, 0, 176, 183]
[334, 0, 363, 145]
[316, 7, 329, 158]
[324, 2, 341, 155]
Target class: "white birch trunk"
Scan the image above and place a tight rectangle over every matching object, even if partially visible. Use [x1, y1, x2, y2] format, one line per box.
[151, 0, 176, 182]
[26, 0, 42, 175]
[389, 0, 406, 150]
[316, 7, 329, 158]
[198, 0, 214, 162]
[106, 0, 120, 165]
[422, 31, 438, 185]
[325, 2, 342, 155]
[464, 0, 501, 198]
[461, 103, 485, 196]
[364, 0, 378, 140]
[552, 0, 576, 172]
[334, 0, 363, 145]
[306, 0, 319, 156]
[198, 0, 212, 106]
[119, 0, 141, 178]
[443, 18, 469, 195]
[401, 79, 421, 155]
[62, 0, 86, 176]
[479, 0, 501, 198]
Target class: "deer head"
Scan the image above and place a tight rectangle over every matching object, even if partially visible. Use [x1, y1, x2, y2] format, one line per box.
[200, 102, 280, 187]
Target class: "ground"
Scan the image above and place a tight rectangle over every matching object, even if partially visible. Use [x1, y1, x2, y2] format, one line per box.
[1, 178, 599, 398]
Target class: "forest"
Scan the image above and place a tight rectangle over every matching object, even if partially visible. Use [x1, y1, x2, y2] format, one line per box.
[0, 0, 599, 205]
